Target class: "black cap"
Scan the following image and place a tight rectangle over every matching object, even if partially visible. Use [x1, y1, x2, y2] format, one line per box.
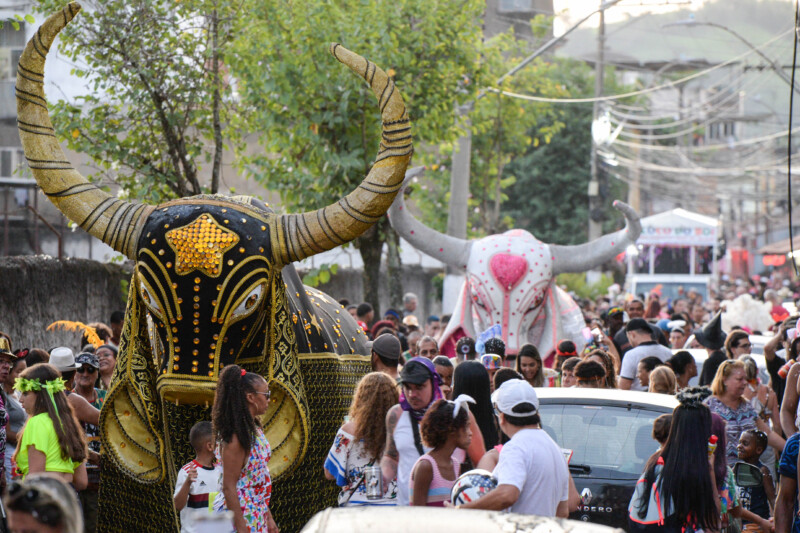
[397, 360, 432, 385]
[76, 352, 100, 369]
[370, 333, 401, 361]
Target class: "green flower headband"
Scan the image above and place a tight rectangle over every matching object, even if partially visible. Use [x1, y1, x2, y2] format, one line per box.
[14, 377, 68, 427]
[14, 377, 67, 394]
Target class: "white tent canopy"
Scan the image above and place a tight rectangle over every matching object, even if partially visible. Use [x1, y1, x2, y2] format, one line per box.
[637, 208, 719, 247]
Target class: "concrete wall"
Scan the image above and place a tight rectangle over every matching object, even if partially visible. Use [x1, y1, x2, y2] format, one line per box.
[297, 264, 443, 320]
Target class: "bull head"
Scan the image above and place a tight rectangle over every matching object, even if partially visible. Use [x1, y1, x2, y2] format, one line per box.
[388, 181, 640, 356]
[17, 3, 411, 482]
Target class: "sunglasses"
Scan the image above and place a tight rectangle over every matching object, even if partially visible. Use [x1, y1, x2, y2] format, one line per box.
[252, 390, 271, 400]
[736, 343, 752, 349]
[76, 366, 97, 374]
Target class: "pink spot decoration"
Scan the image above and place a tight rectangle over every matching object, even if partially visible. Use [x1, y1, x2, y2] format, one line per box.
[490, 254, 528, 291]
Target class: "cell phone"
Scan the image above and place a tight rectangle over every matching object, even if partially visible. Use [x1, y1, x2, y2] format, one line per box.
[581, 327, 594, 344]
[591, 327, 603, 339]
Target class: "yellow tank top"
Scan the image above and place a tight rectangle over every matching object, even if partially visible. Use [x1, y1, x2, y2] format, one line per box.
[15, 413, 80, 476]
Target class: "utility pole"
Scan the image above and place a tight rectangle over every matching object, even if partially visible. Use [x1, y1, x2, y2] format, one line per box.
[442, 105, 472, 312]
[587, 2, 606, 283]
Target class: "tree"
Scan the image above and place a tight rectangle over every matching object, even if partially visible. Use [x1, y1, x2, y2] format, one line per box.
[36, 0, 246, 202]
[232, 0, 486, 312]
[407, 19, 570, 238]
[503, 58, 629, 245]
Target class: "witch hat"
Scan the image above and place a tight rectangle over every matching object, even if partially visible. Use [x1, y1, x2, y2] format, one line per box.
[693, 311, 726, 351]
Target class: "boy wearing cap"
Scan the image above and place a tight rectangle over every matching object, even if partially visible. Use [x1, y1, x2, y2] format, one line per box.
[370, 333, 401, 380]
[459, 379, 569, 517]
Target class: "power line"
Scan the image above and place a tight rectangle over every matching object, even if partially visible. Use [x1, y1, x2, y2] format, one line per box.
[487, 29, 792, 103]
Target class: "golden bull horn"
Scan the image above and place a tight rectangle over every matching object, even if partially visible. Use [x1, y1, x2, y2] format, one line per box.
[16, 2, 153, 259]
[274, 44, 412, 264]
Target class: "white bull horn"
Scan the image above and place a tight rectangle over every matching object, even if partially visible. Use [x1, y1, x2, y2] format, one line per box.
[387, 170, 472, 268]
[550, 200, 642, 274]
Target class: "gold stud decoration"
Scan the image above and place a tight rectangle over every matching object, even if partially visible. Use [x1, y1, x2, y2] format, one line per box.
[165, 213, 239, 277]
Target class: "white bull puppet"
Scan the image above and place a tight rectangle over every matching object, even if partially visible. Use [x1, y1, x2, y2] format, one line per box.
[388, 178, 642, 360]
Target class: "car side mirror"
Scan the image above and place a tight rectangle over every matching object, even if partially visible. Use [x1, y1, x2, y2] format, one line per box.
[733, 461, 763, 487]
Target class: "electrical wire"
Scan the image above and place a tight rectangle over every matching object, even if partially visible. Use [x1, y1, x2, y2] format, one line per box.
[789, 0, 799, 275]
[486, 29, 793, 103]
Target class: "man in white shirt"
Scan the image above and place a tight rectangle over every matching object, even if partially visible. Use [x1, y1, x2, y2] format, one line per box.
[619, 318, 673, 391]
[459, 379, 569, 517]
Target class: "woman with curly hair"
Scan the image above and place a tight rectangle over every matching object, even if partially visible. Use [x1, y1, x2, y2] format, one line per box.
[584, 349, 617, 389]
[14, 363, 87, 489]
[211, 365, 278, 533]
[410, 396, 473, 506]
[324, 372, 399, 506]
[574, 361, 606, 389]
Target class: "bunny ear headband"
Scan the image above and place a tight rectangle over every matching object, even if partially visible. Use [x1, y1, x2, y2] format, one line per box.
[450, 394, 475, 418]
[787, 319, 800, 341]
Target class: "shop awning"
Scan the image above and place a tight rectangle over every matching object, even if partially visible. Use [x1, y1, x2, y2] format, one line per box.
[637, 208, 719, 247]
[757, 235, 800, 255]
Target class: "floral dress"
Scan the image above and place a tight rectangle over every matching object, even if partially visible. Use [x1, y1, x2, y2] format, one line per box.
[213, 427, 272, 532]
[324, 427, 396, 506]
[705, 396, 758, 465]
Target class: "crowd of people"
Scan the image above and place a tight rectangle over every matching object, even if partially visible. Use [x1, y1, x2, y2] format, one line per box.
[7, 281, 800, 532]
[326, 285, 800, 533]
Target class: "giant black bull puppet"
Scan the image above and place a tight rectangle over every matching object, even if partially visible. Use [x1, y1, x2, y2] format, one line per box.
[16, 4, 411, 531]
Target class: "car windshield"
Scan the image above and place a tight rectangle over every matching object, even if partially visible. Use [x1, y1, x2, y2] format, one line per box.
[539, 403, 664, 480]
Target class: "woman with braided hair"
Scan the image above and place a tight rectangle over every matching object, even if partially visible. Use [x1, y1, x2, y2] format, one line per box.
[212, 365, 278, 533]
[14, 363, 87, 489]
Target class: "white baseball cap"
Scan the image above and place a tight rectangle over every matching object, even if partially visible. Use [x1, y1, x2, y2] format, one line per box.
[50, 347, 77, 372]
[491, 379, 539, 417]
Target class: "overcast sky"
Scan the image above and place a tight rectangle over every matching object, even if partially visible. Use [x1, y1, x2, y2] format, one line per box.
[552, 0, 706, 35]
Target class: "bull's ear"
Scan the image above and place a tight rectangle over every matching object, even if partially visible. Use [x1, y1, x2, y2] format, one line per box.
[100, 274, 167, 483]
[259, 271, 310, 480]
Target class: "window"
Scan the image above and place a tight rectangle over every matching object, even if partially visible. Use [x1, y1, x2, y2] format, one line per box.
[707, 120, 736, 142]
[0, 23, 26, 80]
[0, 149, 27, 178]
[539, 403, 665, 479]
[498, 0, 534, 13]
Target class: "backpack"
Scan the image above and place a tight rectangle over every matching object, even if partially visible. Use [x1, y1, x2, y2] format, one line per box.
[629, 459, 675, 526]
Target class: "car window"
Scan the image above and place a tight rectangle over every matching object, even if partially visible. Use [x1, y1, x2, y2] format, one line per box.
[539, 403, 663, 480]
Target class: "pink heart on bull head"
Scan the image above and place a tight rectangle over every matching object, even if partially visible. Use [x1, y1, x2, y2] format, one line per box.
[489, 254, 528, 291]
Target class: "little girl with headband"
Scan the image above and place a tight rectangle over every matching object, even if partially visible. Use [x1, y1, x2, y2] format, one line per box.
[410, 395, 474, 507]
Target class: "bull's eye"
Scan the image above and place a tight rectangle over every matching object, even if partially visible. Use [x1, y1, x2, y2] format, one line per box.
[470, 290, 486, 308]
[139, 281, 164, 319]
[230, 283, 265, 322]
[529, 293, 545, 310]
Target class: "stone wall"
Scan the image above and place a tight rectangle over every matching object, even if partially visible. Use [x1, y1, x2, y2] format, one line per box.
[0, 256, 443, 351]
[0, 256, 131, 351]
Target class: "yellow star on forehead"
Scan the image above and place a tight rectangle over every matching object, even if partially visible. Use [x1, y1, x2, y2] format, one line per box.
[165, 214, 239, 277]
[310, 314, 322, 334]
